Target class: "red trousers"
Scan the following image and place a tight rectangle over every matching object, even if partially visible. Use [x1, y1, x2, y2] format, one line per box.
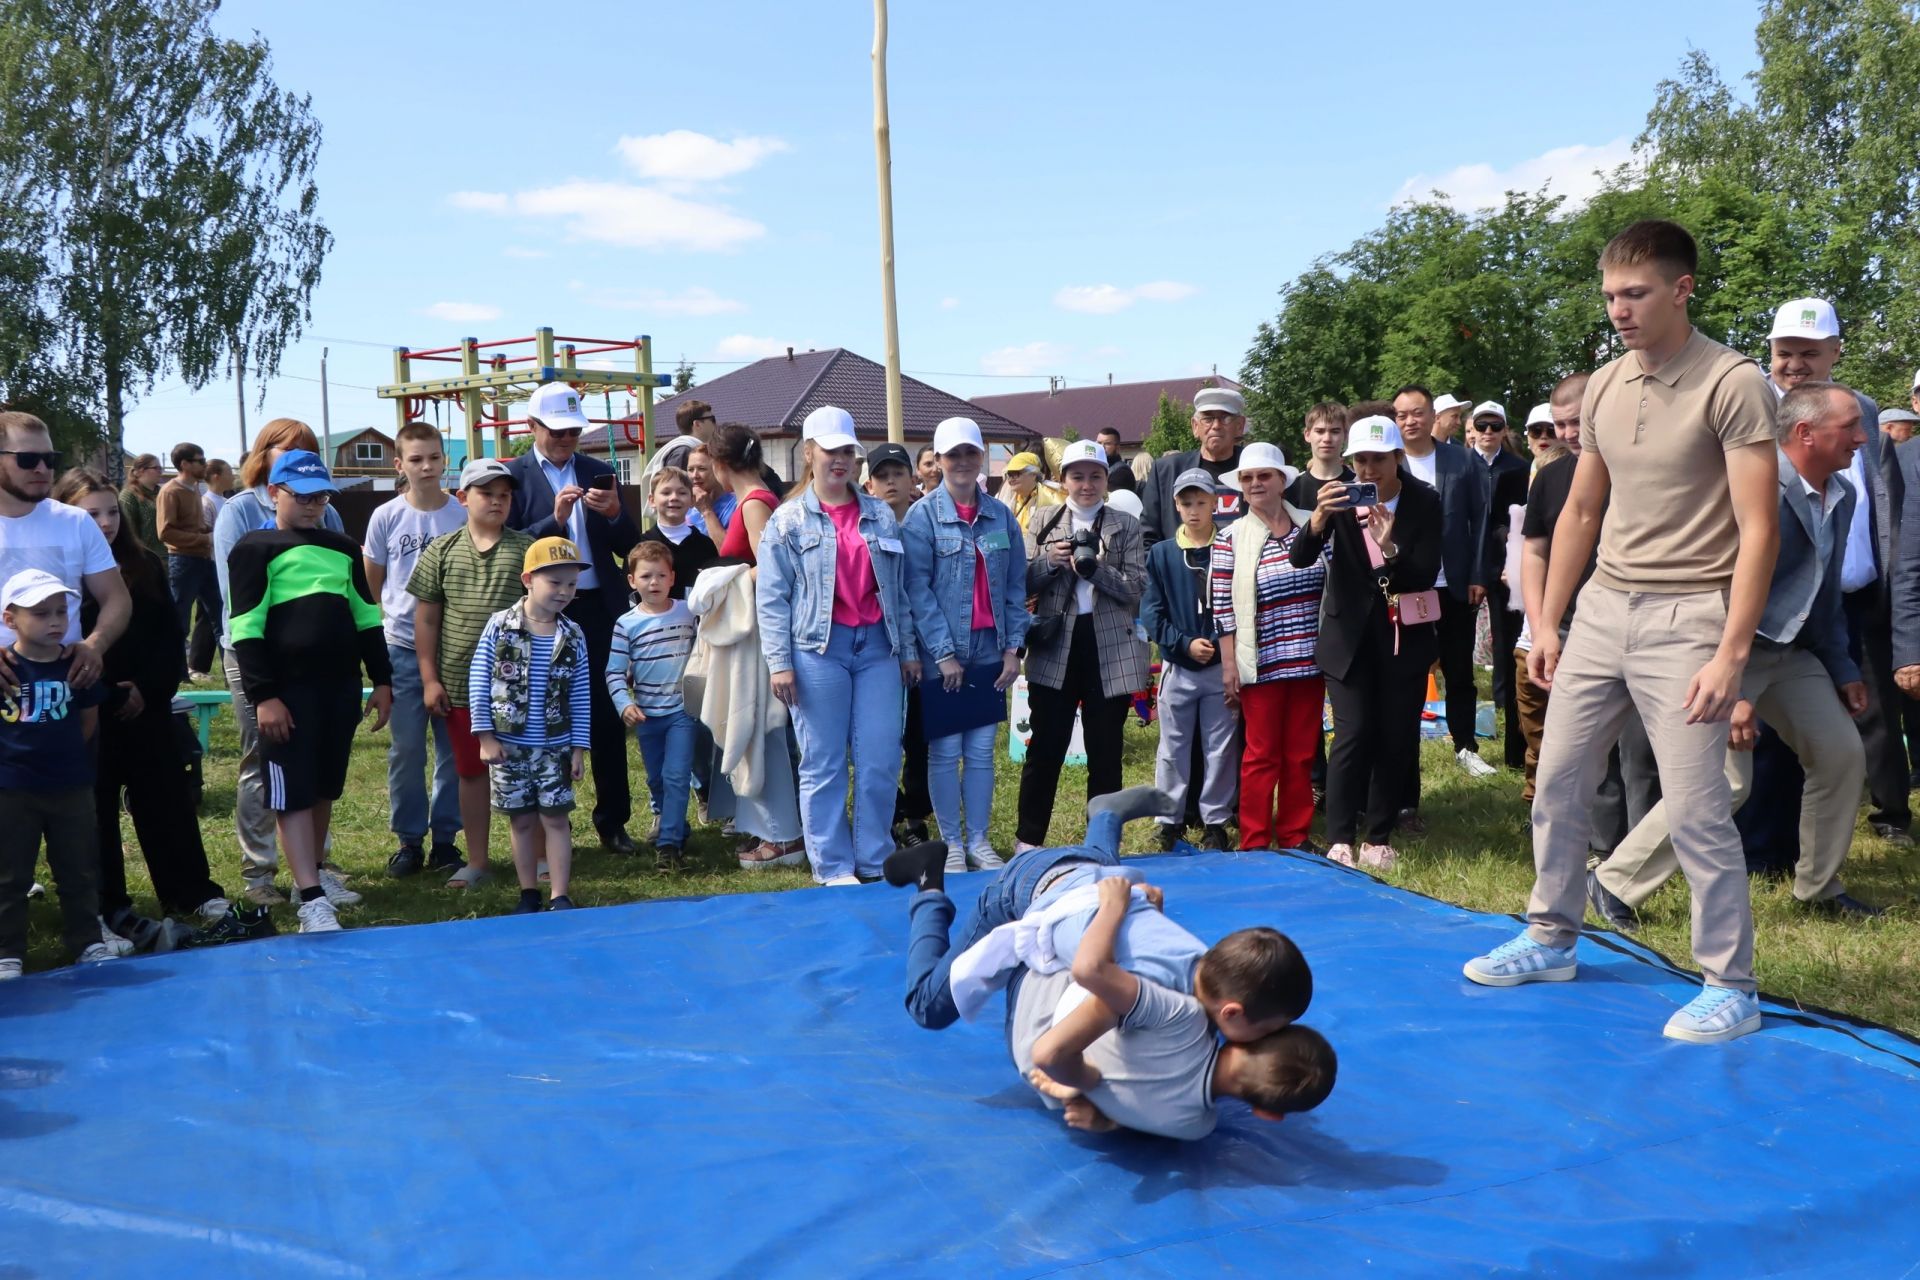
[1238, 675, 1325, 850]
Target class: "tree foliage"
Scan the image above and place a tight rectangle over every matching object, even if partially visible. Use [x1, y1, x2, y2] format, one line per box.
[672, 358, 697, 394]
[0, 0, 330, 466]
[1243, 0, 1920, 439]
[1140, 391, 1196, 459]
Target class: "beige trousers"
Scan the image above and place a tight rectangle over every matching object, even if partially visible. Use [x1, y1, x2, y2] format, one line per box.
[1527, 585, 1756, 991]
[1596, 644, 1863, 909]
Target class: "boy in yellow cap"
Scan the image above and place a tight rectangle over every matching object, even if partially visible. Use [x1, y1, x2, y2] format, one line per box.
[468, 536, 591, 912]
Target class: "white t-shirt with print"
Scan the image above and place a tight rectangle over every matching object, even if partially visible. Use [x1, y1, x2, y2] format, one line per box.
[0, 501, 117, 646]
[362, 493, 468, 650]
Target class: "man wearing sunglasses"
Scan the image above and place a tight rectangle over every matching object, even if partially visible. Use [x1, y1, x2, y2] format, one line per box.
[506, 382, 642, 856]
[0, 413, 130, 689]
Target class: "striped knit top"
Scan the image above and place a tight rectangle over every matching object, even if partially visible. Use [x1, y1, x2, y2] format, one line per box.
[1209, 524, 1325, 683]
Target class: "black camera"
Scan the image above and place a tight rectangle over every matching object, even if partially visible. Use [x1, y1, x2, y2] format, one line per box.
[1069, 527, 1101, 579]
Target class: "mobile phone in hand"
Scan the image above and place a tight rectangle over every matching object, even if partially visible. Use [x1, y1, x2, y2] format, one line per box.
[1343, 481, 1378, 508]
[589, 474, 616, 492]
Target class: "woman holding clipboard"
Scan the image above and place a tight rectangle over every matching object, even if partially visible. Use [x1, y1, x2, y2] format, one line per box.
[900, 418, 1031, 872]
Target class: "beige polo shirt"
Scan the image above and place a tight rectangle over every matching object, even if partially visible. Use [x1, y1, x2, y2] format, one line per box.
[1580, 328, 1776, 593]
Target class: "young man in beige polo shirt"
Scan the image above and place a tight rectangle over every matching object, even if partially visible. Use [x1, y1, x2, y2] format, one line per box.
[1464, 220, 1781, 1045]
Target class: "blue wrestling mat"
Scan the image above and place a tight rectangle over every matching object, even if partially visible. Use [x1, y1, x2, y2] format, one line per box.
[3, 851, 1918, 1278]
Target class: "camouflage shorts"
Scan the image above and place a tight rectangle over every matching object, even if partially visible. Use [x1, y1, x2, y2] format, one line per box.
[489, 743, 574, 815]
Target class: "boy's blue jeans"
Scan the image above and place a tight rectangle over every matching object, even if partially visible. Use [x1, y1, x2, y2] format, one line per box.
[635, 707, 697, 848]
[903, 808, 1126, 1030]
[386, 644, 460, 846]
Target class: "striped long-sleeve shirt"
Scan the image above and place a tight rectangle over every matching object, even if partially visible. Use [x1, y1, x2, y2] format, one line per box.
[467, 619, 592, 749]
[1210, 524, 1325, 683]
[606, 599, 697, 719]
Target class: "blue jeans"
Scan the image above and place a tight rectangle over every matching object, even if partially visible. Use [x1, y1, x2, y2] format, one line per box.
[167, 554, 220, 655]
[386, 644, 460, 845]
[902, 809, 1126, 1029]
[792, 623, 904, 881]
[927, 626, 999, 851]
[635, 708, 697, 847]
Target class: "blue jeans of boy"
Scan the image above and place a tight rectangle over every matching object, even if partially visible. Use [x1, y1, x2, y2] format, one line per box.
[636, 707, 697, 848]
[386, 644, 460, 846]
[792, 622, 904, 882]
[927, 625, 999, 852]
[902, 808, 1127, 1030]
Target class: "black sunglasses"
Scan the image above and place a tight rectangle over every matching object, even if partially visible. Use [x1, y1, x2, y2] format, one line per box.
[543, 427, 584, 440]
[1526, 426, 1554, 439]
[0, 450, 61, 471]
[1472, 421, 1506, 432]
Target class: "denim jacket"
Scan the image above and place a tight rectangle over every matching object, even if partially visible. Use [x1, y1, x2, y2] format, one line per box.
[487, 600, 587, 739]
[900, 482, 1031, 663]
[757, 487, 915, 674]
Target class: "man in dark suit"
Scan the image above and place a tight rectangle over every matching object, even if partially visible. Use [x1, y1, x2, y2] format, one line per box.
[506, 382, 643, 854]
[1139, 387, 1248, 548]
[1391, 385, 1493, 824]
[1466, 402, 1531, 770]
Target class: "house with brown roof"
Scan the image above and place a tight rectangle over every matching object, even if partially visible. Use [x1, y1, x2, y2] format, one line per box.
[648, 348, 1029, 478]
[328, 427, 396, 478]
[971, 373, 1245, 451]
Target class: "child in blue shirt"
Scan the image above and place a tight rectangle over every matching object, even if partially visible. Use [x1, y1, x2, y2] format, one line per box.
[470, 537, 593, 913]
[607, 542, 699, 870]
[0, 569, 119, 977]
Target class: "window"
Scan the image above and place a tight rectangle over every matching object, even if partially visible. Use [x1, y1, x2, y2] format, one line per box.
[354, 441, 384, 464]
[616, 457, 634, 484]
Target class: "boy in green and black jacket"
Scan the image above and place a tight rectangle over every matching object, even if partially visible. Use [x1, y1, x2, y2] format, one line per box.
[227, 451, 393, 934]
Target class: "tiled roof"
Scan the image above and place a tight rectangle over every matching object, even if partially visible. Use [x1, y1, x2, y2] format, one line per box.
[971, 374, 1245, 445]
[650, 349, 1029, 442]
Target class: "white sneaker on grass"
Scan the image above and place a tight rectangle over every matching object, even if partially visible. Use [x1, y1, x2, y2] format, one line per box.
[0, 958, 23, 980]
[966, 840, 1005, 871]
[1463, 932, 1577, 986]
[942, 844, 967, 875]
[96, 918, 135, 957]
[821, 874, 861, 887]
[196, 898, 232, 923]
[1457, 748, 1498, 779]
[1663, 984, 1762, 1044]
[76, 942, 119, 963]
[316, 867, 361, 908]
[297, 897, 342, 933]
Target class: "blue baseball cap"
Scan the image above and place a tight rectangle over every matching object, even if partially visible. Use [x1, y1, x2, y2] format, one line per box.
[268, 449, 337, 495]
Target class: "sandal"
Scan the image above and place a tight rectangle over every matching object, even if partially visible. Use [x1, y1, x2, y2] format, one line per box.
[446, 865, 491, 889]
[739, 839, 806, 871]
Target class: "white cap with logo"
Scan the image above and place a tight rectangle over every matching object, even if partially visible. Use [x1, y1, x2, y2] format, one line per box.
[1433, 393, 1470, 415]
[1058, 439, 1108, 473]
[1768, 297, 1840, 342]
[527, 382, 594, 430]
[1525, 403, 1554, 428]
[1, 568, 78, 611]
[1344, 415, 1406, 456]
[1470, 401, 1507, 423]
[932, 416, 984, 455]
[802, 405, 863, 453]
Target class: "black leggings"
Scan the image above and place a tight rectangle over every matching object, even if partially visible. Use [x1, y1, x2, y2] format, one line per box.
[95, 702, 224, 916]
[1016, 616, 1132, 846]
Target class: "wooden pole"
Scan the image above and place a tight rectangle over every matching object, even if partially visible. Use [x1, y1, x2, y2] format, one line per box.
[872, 0, 904, 444]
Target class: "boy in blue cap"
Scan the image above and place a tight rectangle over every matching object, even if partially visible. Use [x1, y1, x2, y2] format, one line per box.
[227, 451, 394, 933]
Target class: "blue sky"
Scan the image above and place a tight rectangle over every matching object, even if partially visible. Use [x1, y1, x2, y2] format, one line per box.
[122, 0, 1765, 461]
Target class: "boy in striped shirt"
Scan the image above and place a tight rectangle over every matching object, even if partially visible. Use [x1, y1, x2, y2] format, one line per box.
[469, 537, 592, 913]
[606, 542, 699, 870]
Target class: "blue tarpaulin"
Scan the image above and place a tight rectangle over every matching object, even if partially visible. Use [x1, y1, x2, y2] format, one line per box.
[3, 850, 1916, 1278]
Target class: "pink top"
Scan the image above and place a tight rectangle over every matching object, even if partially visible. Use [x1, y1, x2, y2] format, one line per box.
[719, 489, 778, 564]
[825, 497, 883, 627]
[954, 501, 996, 631]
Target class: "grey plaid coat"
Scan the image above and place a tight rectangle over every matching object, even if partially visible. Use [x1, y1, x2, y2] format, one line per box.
[1022, 503, 1149, 698]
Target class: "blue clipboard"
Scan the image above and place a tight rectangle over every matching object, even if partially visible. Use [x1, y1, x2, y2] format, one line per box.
[918, 662, 1009, 739]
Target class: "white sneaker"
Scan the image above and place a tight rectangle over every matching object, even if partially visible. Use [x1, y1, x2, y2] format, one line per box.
[0, 958, 23, 980]
[316, 867, 362, 907]
[97, 918, 135, 957]
[1457, 748, 1498, 779]
[76, 942, 119, 963]
[821, 874, 861, 886]
[196, 897, 232, 923]
[943, 844, 968, 874]
[297, 897, 342, 933]
[966, 841, 1006, 871]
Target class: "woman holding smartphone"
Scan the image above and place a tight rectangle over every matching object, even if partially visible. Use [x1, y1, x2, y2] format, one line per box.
[1289, 415, 1442, 870]
[900, 418, 1031, 871]
[1209, 442, 1326, 852]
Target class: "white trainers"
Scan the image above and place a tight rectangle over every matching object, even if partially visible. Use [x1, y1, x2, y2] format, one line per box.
[0, 958, 23, 980]
[942, 844, 968, 874]
[821, 874, 861, 886]
[96, 918, 135, 957]
[196, 897, 232, 923]
[316, 867, 362, 907]
[1457, 748, 1498, 779]
[76, 942, 119, 963]
[297, 897, 342, 933]
[966, 841, 1006, 871]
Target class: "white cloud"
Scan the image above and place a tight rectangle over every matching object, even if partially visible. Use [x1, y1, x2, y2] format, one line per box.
[502, 246, 549, 260]
[420, 301, 502, 323]
[614, 131, 789, 183]
[570, 283, 746, 316]
[450, 181, 766, 252]
[939, 296, 960, 310]
[981, 341, 1071, 377]
[714, 334, 799, 360]
[1054, 281, 1199, 315]
[1391, 136, 1638, 211]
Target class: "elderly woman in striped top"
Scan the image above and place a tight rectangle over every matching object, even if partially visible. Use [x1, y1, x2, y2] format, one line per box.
[1209, 442, 1326, 853]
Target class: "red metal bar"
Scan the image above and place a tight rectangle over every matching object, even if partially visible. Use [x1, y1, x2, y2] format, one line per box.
[557, 342, 640, 357]
[471, 335, 537, 351]
[550, 336, 638, 347]
[403, 353, 463, 363]
[402, 342, 468, 358]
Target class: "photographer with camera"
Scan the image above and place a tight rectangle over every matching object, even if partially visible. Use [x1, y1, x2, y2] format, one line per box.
[1290, 415, 1442, 870]
[1014, 440, 1147, 851]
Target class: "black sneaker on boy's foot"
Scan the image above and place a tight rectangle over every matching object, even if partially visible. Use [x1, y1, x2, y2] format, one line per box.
[655, 844, 683, 872]
[1200, 824, 1232, 851]
[386, 843, 424, 878]
[1155, 824, 1182, 852]
[549, 896, 576, 911]
[884, 842, 951, 892]
[425, 841, 464, 873]
[182, 903, 277, 947]
[512, 892, 545, 915]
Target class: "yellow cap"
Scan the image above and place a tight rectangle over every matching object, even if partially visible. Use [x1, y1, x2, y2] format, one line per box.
[523, 536, 589, 575]
[1005, 451, 1042, 474]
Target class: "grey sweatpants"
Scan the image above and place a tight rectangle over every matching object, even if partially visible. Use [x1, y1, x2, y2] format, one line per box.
[1153, 662, 1238, 827]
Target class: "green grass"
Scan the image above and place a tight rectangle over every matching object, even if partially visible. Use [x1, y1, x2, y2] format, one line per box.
[24, 678, 1920, 1036]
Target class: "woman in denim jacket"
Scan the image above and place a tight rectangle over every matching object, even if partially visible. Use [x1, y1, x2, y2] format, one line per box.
[900, 418, 1031, 872]
[758, 406, 921, 885]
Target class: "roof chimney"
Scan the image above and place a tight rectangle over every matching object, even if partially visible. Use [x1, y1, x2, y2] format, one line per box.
[1107, 373, 1112, 385]
[786, 346, 794, 362]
